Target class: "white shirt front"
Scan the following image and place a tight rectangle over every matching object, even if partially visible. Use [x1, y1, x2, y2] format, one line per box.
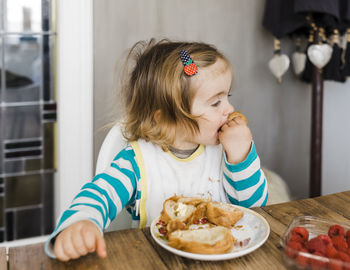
[132, 139, 229, 226]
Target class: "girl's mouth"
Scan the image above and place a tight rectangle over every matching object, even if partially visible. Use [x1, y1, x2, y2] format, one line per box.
[218, 122, 226, 133]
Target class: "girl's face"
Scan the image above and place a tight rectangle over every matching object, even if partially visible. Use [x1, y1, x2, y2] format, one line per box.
[175, 59, 234, 149]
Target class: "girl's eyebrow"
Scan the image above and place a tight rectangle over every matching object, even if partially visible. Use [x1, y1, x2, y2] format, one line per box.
[206, 90, 228, 103]
[207, 84, 232, 102]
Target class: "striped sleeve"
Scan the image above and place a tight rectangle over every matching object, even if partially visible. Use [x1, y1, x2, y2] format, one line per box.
[222, 142, 268, 208]
[44, 146, 139, 258]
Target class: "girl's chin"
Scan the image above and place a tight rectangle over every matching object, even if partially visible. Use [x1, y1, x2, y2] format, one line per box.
[211, 136, 221, 145]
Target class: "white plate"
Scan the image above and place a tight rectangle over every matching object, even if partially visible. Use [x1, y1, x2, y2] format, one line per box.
[150, 205, 270, 261]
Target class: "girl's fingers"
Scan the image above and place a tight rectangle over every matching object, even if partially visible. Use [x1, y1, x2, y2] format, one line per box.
[71, 228, 88, 256]
[95, 233, 107, 258]
[54, 237, 70, 262]
[62, 235, 81, 260]
[227, 117, 245, 126]
[82, 229, 98, 253]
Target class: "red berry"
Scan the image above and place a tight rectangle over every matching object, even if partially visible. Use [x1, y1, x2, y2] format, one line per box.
[328, 258, 343, 270]
[295, 248, 309, 268]
[286, 241, 303, 258]
[290, 233, 304, 243]
[336, 252, 350, 269]
[291, 226, 309, 242]
[326, 244, 339, 258]
[329, 225, 346, 238]
[306, 237, 327, 255]
[338, 251, 350, 262]
[310, 251, 327, 270]
[333, 236, 349, 252]
[317, 234, 332, 246]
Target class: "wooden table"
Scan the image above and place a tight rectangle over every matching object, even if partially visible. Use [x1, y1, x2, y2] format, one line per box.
[7, 191, 350, 270]
[0, 247, 7, 270]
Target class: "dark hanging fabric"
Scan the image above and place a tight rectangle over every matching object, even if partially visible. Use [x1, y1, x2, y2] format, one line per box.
[317, 14, 339, 36]
[323, 42, 346, 82]
[294, 0, 340, 19]
[343, 48, 350, 76]
[321, 16, 346, 82]
[339, 0, 350, 34]
[262, 0, 307, 39]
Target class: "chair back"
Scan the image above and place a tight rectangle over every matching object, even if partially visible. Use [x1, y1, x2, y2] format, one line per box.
[95, 123, 127, 174]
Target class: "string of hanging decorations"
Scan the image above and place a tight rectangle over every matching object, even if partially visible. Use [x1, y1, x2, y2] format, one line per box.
[263, 0, 350, 83]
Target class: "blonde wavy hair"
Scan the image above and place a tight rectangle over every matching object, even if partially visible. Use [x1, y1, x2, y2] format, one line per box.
[119, 38, 230, 149]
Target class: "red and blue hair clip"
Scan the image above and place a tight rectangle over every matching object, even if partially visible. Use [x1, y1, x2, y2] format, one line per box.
[180, 50, 198, 76]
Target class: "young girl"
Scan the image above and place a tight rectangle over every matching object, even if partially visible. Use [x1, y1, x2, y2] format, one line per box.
[45, 39, 268, 261]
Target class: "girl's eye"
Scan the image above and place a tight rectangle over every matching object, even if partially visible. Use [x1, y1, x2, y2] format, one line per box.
[211, 100, 221, 107]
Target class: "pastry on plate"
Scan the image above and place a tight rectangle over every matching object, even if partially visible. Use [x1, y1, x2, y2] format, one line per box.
[168, 226, 235, 254]
[160, 196, 206, 233]
[206, 201, 244, 228]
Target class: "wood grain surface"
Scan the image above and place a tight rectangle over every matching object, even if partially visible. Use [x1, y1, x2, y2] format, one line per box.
[0, 247, 7, 270]
[7, 191, 350, 269]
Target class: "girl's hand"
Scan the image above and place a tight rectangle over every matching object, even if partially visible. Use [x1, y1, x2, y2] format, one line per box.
[54, 220, 107, 261]
[219, 116, 252, 164]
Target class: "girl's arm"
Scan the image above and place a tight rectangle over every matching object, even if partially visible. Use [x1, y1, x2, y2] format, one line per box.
[44, 146, 140, 258]
[222, 142, 268, 208]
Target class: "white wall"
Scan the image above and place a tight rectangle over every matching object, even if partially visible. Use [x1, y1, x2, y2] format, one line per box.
[93, 0, 350, 202]
[56, 0, 93, 217]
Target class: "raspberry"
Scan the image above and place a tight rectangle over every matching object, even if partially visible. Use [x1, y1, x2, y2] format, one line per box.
[306, 237, 327, 255]
[286, 241, 303, 258]
[332, 235, 349, 252]
[295, 248, 309, 268]
[336, 251, 350, 270]
[317, 234, 332, 246]
[291, 226, 309, 242]
[328, 258, 343, 270]
[326, 244, 339, 258]
[329, 225, 346, 238]
[338, 251, 350, 262]
[290, 233, 304, 243]
[310, 251, 327, 270]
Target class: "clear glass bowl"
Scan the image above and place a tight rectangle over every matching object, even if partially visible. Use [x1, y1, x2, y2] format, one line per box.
[280, 215, 350, 269]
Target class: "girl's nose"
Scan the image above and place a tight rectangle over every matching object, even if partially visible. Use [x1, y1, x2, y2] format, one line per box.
[224, 103, 234, 116]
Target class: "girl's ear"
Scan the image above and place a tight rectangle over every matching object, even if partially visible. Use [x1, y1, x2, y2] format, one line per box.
[154, 109, 161, 124]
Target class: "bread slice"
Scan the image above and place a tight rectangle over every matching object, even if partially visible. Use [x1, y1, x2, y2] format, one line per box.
[159, 196, 210, 234]
[206, 202, 244, 228]
[160, 199, 197, 223]
[177, 196, 210, 206]
[168, 226, 235, 254]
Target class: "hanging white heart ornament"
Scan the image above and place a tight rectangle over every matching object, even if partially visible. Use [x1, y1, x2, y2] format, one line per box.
[307, 44, 333, 69]
[292, 52, 307, 75]
[268, 54, 290, 82]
